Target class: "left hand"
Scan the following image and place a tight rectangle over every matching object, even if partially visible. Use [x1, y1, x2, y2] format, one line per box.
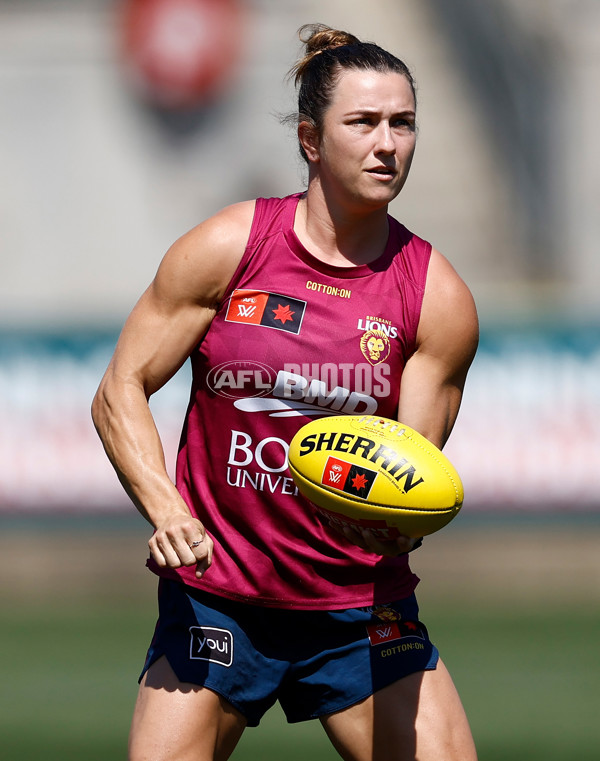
[329, 522, 420, 556]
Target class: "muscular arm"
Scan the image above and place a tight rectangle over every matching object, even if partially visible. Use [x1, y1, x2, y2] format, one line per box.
[91, 201, 255, 577]
[344, 248, 479, 556]
[397, 248, 479, 448]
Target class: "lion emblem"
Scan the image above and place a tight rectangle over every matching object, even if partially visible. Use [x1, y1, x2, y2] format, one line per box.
[360, 329, 390, 365]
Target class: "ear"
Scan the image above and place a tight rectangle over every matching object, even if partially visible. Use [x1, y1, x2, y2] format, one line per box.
[298, 120, 320, 163]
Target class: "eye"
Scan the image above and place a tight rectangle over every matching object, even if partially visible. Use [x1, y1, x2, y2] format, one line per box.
[392, 116, 416, 131]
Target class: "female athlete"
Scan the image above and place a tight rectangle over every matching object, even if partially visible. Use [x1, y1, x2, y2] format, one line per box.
[93, 23, 479, 761]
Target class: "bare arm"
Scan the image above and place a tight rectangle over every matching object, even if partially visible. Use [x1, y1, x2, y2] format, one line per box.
[92, 201, 255, 577]
[344, 248, 479, 555]
[397, 247, 479, 448]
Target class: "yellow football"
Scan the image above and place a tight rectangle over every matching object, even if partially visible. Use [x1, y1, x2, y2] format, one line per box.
[288, 415, 464, 538]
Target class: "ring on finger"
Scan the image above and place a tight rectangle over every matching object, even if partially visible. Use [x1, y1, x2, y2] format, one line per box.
[189, 540, 203, 549]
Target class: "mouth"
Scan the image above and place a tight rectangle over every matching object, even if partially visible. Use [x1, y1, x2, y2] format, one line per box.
[366, 166, 397, 180]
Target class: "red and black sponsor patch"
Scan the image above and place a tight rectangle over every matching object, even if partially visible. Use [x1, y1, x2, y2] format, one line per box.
[321, 456, 377, 500]
[367, 620, 426, 646]
[225, 289, 306, 334]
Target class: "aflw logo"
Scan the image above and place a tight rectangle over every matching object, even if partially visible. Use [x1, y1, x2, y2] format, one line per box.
[367, 621, 402, 645]
[321, 456, 377, 499]
[237, 304, 257, 318]
[225, 289, 306, 334]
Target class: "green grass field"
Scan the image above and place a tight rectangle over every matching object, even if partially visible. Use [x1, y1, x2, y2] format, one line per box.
[2, 516, 599, 760]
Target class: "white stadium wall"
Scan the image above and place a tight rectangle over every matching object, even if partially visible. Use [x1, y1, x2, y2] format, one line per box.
[0, 329, 598, 514]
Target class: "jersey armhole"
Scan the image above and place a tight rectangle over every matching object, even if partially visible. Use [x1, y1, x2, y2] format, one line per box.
[217, 195, 301, 303]
[402, 233, 433, 359]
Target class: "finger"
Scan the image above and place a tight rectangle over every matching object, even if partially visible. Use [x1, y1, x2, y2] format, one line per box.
[359, 529, 396, 556]
[360, 529, 415, 557]
[148, 537, 167, 567]
[393, 534, 416, 554]
[155, 524, 205, 567]
[149, 534, 182, 569]
[159, 520, 206, 564]
[341, 524, 369, 549]
[195, 546, 213, 578]
[186, 534, 214, 578]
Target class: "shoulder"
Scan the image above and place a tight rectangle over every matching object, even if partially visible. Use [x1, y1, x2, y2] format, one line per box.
[169, 200, 256, 275]
[153, 200, 256, 307]
[386, 217, 432, 286]
[418, 247, 479, 358]
[425, 247, 474, 302]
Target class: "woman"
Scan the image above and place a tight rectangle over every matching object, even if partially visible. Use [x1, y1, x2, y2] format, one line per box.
[93, 23, 479, 761]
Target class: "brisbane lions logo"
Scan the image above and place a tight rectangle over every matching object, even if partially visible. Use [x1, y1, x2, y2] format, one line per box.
[360, 329, 391, 365]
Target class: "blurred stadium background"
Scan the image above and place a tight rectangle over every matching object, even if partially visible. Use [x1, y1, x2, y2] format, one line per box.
[1, 0, 599, 759]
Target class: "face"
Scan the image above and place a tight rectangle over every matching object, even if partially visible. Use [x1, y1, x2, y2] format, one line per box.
[367, 335, 385, 359]
[302, 69, 417, 210]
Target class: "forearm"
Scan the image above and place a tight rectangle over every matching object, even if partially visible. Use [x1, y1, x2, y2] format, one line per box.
[92, 374, 189, 528]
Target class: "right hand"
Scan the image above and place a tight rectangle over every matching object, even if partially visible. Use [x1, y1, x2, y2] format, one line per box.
[328, 521, 420, 556]
[149, 514, 213, 579]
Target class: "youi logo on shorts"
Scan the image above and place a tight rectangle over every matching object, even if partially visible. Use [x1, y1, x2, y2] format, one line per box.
[189, 626, 233, 667]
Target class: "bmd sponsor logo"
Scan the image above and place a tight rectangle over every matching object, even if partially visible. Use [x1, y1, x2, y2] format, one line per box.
[206, 361, 277, 399]
[209, 363, 392, 414]
[233, 367, 390, 418]
[189, 626, 233, 667]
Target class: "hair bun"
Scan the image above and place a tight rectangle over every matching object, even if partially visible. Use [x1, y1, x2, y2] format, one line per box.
[300, 23, 359, 55]
[290, 24, 360, 85]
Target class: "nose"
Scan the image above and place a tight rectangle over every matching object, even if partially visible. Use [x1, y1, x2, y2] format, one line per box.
[374, 121, 396, 154]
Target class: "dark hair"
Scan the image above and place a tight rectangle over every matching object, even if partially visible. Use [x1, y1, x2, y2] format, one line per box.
[287, 24, 417, 163]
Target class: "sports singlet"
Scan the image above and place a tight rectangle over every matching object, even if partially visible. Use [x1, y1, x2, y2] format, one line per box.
[147, 193, 433, 609]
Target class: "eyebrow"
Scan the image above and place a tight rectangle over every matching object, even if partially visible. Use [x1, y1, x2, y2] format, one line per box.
[345, 108, 416, 117]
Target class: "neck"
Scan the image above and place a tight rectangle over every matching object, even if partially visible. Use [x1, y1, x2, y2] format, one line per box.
[295, 180, 390, 267]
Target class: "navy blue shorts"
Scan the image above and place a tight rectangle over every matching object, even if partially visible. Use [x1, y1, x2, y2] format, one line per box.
[140, 579, 439, 727]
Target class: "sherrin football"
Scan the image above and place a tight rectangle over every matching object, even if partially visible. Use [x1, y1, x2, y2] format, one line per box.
[288, 415, 464, 539]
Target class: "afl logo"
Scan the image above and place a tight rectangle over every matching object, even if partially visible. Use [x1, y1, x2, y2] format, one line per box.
[206, 360, 277, 399]
[360, 330, 391, 366]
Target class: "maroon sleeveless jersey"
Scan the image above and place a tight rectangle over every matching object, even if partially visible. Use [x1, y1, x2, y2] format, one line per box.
[148, 193, 433, 609]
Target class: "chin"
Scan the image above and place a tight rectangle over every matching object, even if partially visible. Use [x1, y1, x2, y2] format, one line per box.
[360, 188, 400, 209]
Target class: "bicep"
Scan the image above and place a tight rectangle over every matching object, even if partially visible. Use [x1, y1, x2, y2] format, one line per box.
[397, 249, 478, 449]
[106, 282, 215, 399]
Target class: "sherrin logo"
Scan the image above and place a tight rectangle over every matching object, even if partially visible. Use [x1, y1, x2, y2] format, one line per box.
[300, 431, 425, 494]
